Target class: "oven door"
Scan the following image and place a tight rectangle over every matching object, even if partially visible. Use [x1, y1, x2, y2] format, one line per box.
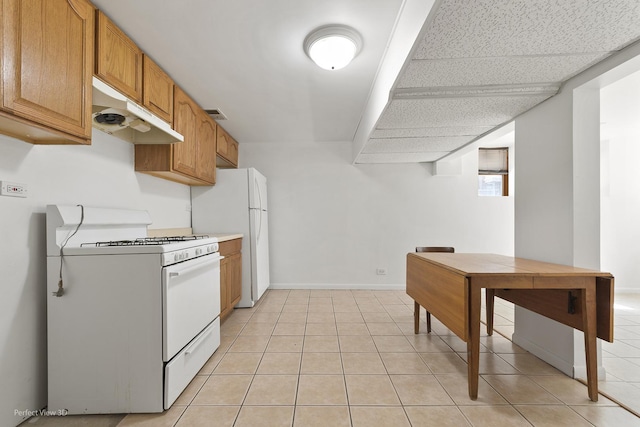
[163, 253, 221, 361]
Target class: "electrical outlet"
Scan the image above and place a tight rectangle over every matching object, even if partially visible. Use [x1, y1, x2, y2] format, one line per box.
[0, 181, 28, 198]
[376, 268, 387, 275]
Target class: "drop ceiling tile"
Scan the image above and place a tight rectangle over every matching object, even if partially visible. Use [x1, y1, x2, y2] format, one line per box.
[356, 152, 448, 163]
[415, 0, 640, 59]
[358, 0, 640, 164]
[377, 95, 552, 129]
[362, 136, 473, 153]
[371, 126, 495, 138]
[397, 54, 607, 88]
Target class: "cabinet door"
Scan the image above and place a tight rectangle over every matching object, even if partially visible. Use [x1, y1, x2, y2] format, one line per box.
[228, 252, 242, 304]
[2, 0, 94, 139]
[219, 258, 229, 317]
[216, 126, 229, 158]
[143, 55, 173, 124]
[95, 11, 143, 102]
[197, 110, 217, 184]
[172, 87, 198, 177]
[227, 137, 239, 167]
[216, 125, 239, 167]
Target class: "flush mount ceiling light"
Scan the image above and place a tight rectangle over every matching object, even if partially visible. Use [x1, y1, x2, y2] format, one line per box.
[304, 25, 362, 70]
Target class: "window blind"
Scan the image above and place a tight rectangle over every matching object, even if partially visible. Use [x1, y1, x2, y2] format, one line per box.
[478, 148, 508, 174]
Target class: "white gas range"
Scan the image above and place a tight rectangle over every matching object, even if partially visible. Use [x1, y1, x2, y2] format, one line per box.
[46, 205, 222, 414]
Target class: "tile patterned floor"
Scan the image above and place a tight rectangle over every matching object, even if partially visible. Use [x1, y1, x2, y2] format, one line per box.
[600, 293, 640, 414]
[21, 290, 640, 427]
[490, 292, 640, 418]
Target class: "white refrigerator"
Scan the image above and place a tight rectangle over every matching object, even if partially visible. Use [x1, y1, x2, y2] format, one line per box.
[192, 168, 270, 307]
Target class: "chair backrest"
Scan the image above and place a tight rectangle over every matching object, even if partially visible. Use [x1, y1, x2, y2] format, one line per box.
[416, 246, 455, 253]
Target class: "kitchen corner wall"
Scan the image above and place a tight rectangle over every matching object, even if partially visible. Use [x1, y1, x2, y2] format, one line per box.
[0, 131, 191, 427]
[513, 39, 640, 380]
[238, 141, 514, 288]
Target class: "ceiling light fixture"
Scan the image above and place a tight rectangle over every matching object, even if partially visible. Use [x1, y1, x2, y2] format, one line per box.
[304, 25, 362, 71]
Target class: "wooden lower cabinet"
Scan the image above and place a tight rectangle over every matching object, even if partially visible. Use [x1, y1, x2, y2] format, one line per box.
[219, 238, 242, 321]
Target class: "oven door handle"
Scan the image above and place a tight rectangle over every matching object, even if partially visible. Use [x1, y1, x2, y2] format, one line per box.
[168, 255, 224, 278]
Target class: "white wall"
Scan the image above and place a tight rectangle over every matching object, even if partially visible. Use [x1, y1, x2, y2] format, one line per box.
[513, 91, 579, 376]
[600, 71, 640, 293]
[240, 141, 514, 287]
[0, 122, 514, 427]
[513, 40, 640, 377]
[0, 131, 191, 427]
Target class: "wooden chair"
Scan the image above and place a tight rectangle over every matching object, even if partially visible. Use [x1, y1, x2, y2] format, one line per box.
[414, 246, 455, 333]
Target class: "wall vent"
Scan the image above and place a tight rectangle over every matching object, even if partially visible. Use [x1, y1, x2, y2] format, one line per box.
[205, 109, 227, 120]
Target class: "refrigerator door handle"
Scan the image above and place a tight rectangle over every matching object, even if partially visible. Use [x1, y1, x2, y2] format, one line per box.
[254, 175, 264, 241]
[255, 176, 263, 211]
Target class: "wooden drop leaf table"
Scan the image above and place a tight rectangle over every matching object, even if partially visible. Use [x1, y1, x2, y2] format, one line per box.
[406, 252, 614, 401]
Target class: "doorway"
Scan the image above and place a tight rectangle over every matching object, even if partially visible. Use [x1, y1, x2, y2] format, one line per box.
[599, 68, 640, 413]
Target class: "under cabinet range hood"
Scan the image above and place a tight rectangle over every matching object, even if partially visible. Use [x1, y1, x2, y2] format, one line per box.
[91, 77, 183, 144]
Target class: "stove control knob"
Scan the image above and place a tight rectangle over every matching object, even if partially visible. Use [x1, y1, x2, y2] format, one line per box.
[174, 253, 179, 262]
[196, 248, 203, 256]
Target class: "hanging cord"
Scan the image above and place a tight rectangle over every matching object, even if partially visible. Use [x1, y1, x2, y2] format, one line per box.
[54, 204, 85, 297]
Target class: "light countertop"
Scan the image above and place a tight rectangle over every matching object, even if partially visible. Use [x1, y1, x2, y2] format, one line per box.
[147, 228, 242, 242]
[206, 233, 243, 242]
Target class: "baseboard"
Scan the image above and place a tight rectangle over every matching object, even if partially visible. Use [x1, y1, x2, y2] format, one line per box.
[573, 364, 607, 381]
[269, 283, 405, 291]
[511, 333, 574, 377]
[511, 333, 607, 379]
[616, 288, 640, 294]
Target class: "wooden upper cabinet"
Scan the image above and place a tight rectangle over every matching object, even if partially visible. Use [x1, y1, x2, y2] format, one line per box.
[143, 55, 173, 124]
[1, 0, 94, 143]
[95, 10, 143, 103]
[95, 14, 175, 126]
[216, 124, 239, 168]
[134, 86, 216, 186]
[197, 110, 217, 184]
[172, 86, 199, 178]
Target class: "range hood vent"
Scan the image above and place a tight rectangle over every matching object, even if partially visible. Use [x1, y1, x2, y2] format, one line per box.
[92, 77, 183, 144]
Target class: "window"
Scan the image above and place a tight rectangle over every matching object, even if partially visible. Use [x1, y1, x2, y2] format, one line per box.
[478, 147, 508, 196]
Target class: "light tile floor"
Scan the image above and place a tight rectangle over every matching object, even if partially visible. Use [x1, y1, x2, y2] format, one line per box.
[490, 291, 640, 418]
[21, 290, 640, 427]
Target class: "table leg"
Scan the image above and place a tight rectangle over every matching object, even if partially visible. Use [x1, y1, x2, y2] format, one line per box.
[468, 282, 481, 400]
[414, 301, 420, 334]
[582, 284, 598, 401]
[486, 289, 495, 336]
